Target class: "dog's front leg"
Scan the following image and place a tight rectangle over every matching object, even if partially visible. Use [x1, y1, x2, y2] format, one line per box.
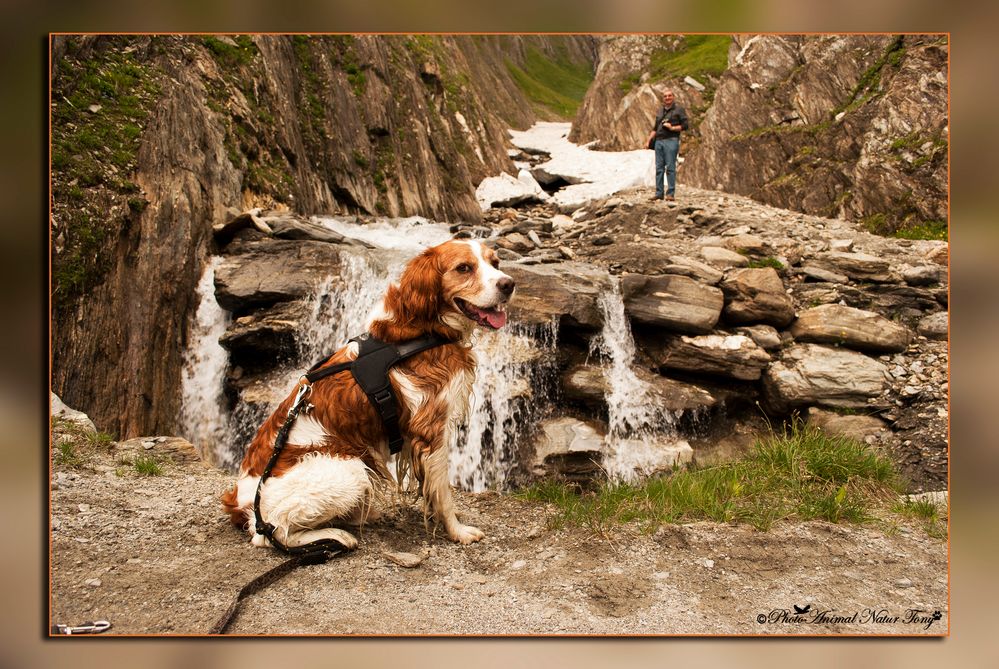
[414, 442, 484, 544]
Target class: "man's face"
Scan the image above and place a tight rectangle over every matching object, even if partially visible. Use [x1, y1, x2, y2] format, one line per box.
[662, 92, 674, 105]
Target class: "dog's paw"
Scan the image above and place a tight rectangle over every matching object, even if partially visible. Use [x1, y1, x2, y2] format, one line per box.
[449, 523, 485, 545]
[285, 527, 359, 550]
[250, 533, 272, 548]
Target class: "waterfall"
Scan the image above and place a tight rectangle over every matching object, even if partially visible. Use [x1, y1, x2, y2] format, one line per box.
[178, 256, 231, 465]
[454, 322, 558, 492]
[591, 281, 684, 482]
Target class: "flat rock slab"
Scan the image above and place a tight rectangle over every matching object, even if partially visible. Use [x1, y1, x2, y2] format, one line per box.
[562, 363, 716, 414]
[651, 334, 772, 381]
[531, 417, 606, 482]
[916, 312, 948, 340]
[763, 343, 889, 412]
[790, 304, 912, 353]
[621, 273, 724, 334]
[807, 408, 888, 443]
[811, 251, 894, 283]
[700, 245, 749, 269]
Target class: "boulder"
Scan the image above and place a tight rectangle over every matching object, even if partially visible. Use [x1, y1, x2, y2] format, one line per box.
[916, 311, 948, 340]
[733, 325, 782, 351]
[212, 209, 272, 246]
[218, 300, 310, 361]
[666, 255, 724, 284]
[620, 273, 724, 334]
[265, 214, 350, 245]
[799, 265, 849, 284]
[902, 265, 946, 287]
[605, 437, 694, 479]
[562, 363, 716, 414]
[530, 417, 605, 483]
[723, 234, 771, 256]
[494, 232, 536, 253]
[50, 393, 97, 433]
[789, 304, 912, 353]
[925, 244, 948, 266]
[504, 262, 612, 330]
[650, 334, 772, 381]
[214, 239, 343, 313]
[810, 252, 894, 283]
[762, 344, 890, 412]
[720, 267, 795, 327]
[700, 246, 749, 269]
[807, 408, 888, 443]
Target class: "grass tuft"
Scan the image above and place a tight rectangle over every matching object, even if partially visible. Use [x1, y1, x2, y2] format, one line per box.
[132, 455, 163, 477]
[518, 421, 907, 534]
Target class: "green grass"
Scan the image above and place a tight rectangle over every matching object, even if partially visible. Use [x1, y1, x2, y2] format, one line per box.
[202, 35, 258, 67]
[51, 418, 115, 468]
[133, 455, 164, 476]
[518, 421, 905, 533]
[504, 45, 594, 119]
[648, 35, 730, 83]
[893, 498, 947, 538]
[746, 257, 785, 270]
[862, 213, 948, 241]
[54, 441, 85, 468]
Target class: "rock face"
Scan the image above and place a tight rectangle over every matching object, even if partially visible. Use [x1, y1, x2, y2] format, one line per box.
[569, 35, 712, 151]
[50, 35, 595, 437]
[790, 304, 911, 353]
[650, 334, 772, 381]
[531, 417, 605, 483]
[720, 268, 795, 327]
[504, 262, 612, 329]
[683, 35, 948, 234]
[763, 344, 889, 412]
[620, 273, 724, 334]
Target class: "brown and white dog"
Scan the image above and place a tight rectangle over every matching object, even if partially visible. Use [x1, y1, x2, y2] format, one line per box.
[220, 239, 515, 549]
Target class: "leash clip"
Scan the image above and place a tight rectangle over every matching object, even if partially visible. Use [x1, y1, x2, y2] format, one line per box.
[53, 620, 112, 635]
[290, 381, 312, 414]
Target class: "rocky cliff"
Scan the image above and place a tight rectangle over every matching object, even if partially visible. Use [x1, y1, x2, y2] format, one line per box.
[570, 35, 947, 237]
[50, 35, 595, 438]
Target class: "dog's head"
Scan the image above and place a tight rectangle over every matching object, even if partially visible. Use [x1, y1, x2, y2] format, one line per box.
[371, 239, 516, 342]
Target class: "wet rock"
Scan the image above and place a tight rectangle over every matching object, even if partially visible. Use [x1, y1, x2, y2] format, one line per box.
[916, 312, 948, 340]
[789, 304, 912, 353]
[212, 209, 272, 247]
[650, 334, 772, 381]
[530, 417, 605, 482]
[504, 262, 612, 330]
[562, 363, 716, 414]
[219, 300, 310, 361]
[214, 239, 343, 313]
[620, 274, 724, 334]
[265, 213, 352, 245]
[720, 267, 795, 327]
[763, 344, 890, 412]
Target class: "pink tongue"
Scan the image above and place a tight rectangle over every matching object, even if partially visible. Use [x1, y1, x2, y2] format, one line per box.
[485, 309, 507, 329]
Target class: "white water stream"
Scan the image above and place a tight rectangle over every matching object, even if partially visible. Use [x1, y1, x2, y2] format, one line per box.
[591, 281, 686, 482]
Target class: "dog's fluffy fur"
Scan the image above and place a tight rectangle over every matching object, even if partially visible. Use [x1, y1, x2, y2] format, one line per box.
[220, 239, 515, 548]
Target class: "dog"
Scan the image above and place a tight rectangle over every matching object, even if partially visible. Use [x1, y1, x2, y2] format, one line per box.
[220, 239, 515, 549]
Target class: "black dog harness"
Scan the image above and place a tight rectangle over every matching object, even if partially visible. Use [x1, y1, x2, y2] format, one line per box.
[252, 332, 448, 558]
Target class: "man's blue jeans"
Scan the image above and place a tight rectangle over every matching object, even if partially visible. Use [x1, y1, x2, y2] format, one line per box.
[654, 137, 680, 198]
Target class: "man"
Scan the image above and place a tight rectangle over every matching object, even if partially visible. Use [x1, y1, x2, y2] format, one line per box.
[646, 89, 689, 202]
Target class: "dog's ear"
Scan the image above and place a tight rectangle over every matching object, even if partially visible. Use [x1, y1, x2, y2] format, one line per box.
[395, 247, 442, 326]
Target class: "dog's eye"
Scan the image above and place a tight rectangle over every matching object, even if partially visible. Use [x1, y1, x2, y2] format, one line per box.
[491, 259, 500, 269]
[455, 263, 472, 274]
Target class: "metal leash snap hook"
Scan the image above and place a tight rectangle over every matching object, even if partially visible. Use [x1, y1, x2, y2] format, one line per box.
[291, 381, 312, 413]
[55, 620, 112, 635]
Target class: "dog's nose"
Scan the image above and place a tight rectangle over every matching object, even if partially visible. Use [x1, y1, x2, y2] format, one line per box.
[497, 277, 515, 296]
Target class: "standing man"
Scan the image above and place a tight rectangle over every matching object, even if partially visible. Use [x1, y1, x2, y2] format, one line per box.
[646, 89, 689, 202]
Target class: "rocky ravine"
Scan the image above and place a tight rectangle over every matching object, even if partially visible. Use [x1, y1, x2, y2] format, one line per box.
[49, 414, 948, 636]
[212, 184, 948, 493]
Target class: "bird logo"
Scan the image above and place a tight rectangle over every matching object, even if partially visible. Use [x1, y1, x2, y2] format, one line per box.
[793, 604, 812, 615]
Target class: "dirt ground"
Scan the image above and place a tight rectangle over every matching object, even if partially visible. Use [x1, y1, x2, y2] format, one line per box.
[49, 435, 948, 637]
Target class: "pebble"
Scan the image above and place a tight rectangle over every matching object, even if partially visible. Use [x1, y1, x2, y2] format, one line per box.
[383, 551, 423, 568]
[85, 578, 102, 587]
[511, 559, 527, 570]
[894, 578, 914, 588]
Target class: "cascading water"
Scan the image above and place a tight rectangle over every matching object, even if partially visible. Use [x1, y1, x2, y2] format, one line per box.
[591, 280, 685, 482]
[178, 256, 232, 465]
[455, 322, 558, 492]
